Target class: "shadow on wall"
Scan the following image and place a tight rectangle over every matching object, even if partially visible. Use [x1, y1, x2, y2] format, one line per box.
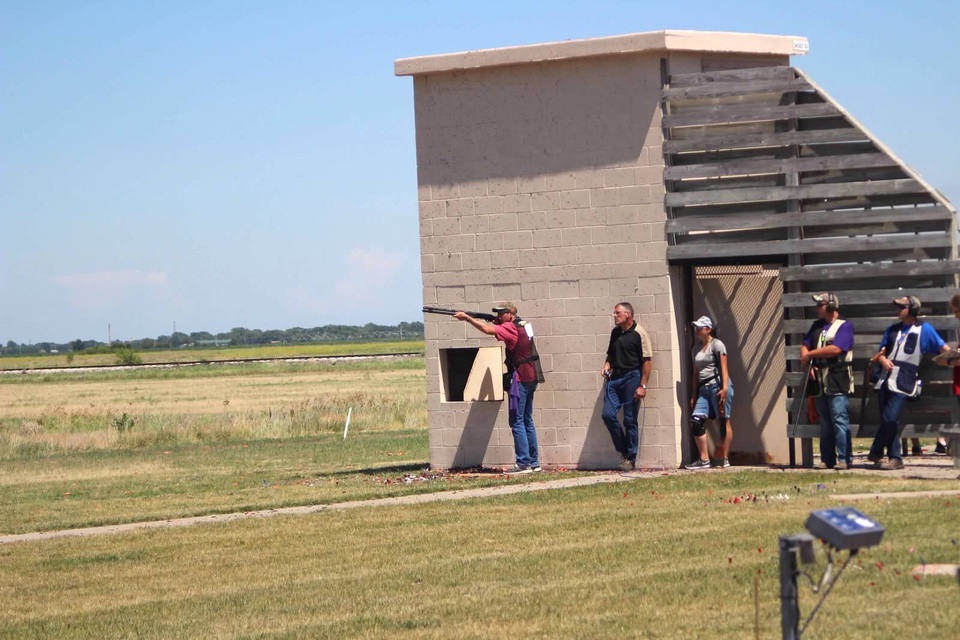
[693, 267, 788, 464]
[452, 399, 502, 469]
[575, 390, 612, 469]
[415, 57, 662, 185]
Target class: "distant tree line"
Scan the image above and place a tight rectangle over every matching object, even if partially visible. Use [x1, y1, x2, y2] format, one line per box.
[1, 322, 424, 355]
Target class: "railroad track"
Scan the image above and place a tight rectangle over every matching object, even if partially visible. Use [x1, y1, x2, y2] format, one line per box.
[0, 352, 423, 375]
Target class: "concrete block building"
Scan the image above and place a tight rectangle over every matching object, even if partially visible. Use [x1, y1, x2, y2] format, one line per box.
[395, 30, 959, 470]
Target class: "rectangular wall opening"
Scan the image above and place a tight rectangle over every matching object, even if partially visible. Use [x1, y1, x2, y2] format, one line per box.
[439, 346, 503, 402]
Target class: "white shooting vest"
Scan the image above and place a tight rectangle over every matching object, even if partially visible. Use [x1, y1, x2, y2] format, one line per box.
[876, 323, 923, 397]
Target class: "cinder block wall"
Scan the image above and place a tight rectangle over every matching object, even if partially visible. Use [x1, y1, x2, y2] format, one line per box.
[414, 51, 787, 470]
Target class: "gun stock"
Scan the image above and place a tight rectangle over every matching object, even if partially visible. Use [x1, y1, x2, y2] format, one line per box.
[422, 306, 497, 322]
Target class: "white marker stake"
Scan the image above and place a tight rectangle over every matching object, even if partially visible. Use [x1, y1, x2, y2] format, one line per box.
[342, 407, 353, 440]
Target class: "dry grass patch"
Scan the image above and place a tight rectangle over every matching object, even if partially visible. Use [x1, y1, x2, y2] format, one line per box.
[0, 341, 424, 370]
[0, 360, 426, 456]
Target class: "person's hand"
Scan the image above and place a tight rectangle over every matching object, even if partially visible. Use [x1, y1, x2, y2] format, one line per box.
[800, 352, 810, 367]
[718, 388, 727, 408]
[635, 385, 646, 399]
[600, 365, 611, 378]
[880, 356, 894, 372]
[453, 311, 469, 321]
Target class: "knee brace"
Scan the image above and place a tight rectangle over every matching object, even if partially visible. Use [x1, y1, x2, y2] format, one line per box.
[690, 415, 707, 437]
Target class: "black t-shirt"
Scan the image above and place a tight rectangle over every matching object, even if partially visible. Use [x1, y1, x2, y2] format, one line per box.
[606, 322, 652, 374]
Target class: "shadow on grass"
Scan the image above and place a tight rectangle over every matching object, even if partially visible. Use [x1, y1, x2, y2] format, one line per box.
[319, 462, 429, 478]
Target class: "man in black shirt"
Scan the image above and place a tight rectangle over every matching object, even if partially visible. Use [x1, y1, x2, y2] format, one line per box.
[600, 302, 653, 470]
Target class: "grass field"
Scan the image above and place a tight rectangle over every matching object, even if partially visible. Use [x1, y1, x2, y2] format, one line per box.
[0, 340, 424, 370]
[1, 352, 958, 638]
[2, 472, 958, 638]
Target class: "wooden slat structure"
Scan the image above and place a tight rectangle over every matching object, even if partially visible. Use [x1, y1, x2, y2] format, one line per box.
[660, 66, 960, 460]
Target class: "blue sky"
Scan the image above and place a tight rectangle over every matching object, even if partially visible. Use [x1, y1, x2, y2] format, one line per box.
[2, 1, 958, 344]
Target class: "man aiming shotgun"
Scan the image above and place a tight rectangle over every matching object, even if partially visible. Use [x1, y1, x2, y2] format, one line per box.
[428, 302, 545, 474]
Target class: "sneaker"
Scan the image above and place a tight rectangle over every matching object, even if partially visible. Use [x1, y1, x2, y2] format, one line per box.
[530, 464, 542, 472]
[711, 458, 731, 468]
[879, 459, 904, 470]
[618, 459, 636, 471]
[912, 445, 923, 456]
[834, 461, 849, 470]
[504, 465, 532, 475]
[684, 459, 711, 470]
[934, 442, 948, 455]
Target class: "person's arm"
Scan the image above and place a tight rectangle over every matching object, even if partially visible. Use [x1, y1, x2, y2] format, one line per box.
[453, 311, 496, 336]
[876, 329, 894, 371]
[636, 358, 651, 398]
[601, 330, 616, 377]
[804, 344, 843, 361]
[717, 353, 729, 411]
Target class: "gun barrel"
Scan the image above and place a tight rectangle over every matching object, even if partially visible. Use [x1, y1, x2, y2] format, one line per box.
[422, 306, 496, 322]
[422, 306, 457, 316]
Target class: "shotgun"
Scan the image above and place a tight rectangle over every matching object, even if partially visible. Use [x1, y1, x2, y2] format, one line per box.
[422, 306, 497, 322]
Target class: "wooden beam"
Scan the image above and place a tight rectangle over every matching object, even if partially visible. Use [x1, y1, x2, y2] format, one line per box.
[783, 315, 958, 334]
[667, 234, 952, 262]
[665, 205, 951, 234]
[666, 179, 922, 207]
[782, 287, 958, 307]
[662, 102, 839, 128]
[667, 66, 795, 87]
[779, 259, 960, 281]
[662, 77, 811, 100]
[663, 128, 862, 154]
[663, 152, 896, 181]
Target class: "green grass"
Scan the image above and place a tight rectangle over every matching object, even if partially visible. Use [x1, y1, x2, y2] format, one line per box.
[1, 471, 957, 638]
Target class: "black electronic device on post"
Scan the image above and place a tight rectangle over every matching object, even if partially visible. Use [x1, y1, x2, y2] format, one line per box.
[779, 508, 885, 640]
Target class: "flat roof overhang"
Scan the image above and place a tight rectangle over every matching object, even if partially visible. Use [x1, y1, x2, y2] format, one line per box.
[394, 29, 808, 76]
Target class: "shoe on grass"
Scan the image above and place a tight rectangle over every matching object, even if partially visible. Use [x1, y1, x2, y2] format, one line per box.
[815, 462, 835, 470]
[684, 458, 711, 470]
[834, 461, 849, 470]
[711, 458, 731, 468]
[529, 464, 542, 472]
[617, 458, 636, 471]
[879, 459, 904, 470]
[504, 465, 532, 475]
[911, 445, 923, 456]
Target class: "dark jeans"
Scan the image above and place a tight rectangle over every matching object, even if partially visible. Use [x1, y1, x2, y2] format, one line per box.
[509, 380, 539, 467]
[814, 394, 852, 466]
[869, 386, 907, 462]
[602, 370, 640, 461]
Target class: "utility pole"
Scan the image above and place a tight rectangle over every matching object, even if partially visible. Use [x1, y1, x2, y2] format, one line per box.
[107, 323, 111, 345]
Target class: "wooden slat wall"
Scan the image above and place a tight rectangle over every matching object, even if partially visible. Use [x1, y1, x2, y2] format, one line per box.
[661, 66, 960, 444]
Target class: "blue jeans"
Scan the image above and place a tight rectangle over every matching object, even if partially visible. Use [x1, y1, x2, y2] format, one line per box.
[693, 381, 734, 420]
[869, 386, 907, 462]
[509, 380, 539, 467]
[814, 394, 852, 466]
[602, 370, 640, 461]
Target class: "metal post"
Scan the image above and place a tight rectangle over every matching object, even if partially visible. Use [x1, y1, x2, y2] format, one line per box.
[779, 535, 801, 640]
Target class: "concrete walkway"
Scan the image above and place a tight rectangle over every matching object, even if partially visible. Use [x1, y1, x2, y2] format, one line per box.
[3, 456, 956, 545]
[0, 470, 652, 545]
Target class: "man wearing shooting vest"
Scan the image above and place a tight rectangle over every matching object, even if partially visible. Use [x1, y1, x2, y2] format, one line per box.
[455, 302, 545, 474]
[868, 295, 952, 470]
[800, 293, 854, 470]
